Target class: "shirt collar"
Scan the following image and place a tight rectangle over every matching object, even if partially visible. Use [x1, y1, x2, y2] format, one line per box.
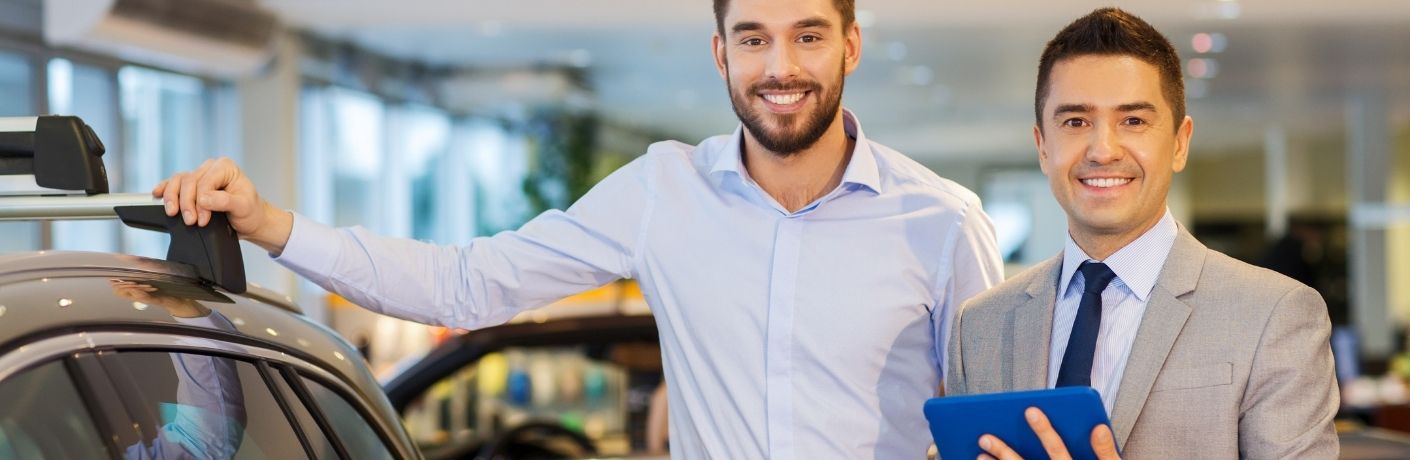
[708, 108, 882, 195]
[1058, 209, 1178, 301]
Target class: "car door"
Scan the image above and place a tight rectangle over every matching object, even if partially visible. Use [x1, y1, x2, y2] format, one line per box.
[0, 331, 414, 460]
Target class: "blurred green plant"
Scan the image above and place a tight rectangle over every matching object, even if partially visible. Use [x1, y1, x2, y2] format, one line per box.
[523, 111, 599, 213]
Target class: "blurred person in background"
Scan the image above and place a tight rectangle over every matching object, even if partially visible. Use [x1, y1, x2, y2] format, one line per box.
[153, 0, 1004, 457]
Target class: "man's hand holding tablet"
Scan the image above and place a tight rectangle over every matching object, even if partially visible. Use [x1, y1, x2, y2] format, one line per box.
[924, 387, 1121, 460]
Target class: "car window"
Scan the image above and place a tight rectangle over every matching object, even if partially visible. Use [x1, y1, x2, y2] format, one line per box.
[0, 360, 109, 460]
[107, 351, 309, 459]
[300, 376, 395, 460]
[267, 372, 340, 460]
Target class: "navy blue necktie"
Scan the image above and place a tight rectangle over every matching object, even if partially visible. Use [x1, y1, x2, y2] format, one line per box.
[1056, 261, 1117, 388]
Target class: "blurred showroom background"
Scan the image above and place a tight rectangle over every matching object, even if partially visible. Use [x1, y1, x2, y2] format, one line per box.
[3, 0, 1410, 437]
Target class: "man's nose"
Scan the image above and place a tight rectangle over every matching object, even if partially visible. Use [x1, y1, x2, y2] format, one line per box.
[1086, 124, 1123, 164]
[765, 44, 801, 81]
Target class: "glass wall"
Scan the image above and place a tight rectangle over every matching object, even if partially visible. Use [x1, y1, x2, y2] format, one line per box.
[0, 49, 39, 252]
[324, 87, 385, 231]
[117, 66, 233, 258]
[298, 81, 548, 377]
[48, 58, 120, 252]
[0, 42, 235, 260]
[388, 104, 451, 242]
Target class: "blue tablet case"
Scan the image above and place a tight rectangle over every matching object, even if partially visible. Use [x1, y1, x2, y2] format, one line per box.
[924, 387, 1116, 460]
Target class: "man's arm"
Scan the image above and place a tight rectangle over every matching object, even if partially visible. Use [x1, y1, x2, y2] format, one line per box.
[944, 300, 967, 396]
[125, 313, 247, 459]
[1238, 285, 1339, 457]
[934, 202, 1005, 389]
[157, 155, 655, 330]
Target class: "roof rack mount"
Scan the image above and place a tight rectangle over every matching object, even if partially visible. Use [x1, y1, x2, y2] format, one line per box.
[0, 115, 246, 294]
[0, 116, 108, 196]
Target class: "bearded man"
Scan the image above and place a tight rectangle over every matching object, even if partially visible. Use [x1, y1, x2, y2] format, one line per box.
[155, 0, 1003, 457]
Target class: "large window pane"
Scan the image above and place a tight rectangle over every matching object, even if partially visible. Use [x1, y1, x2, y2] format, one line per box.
[325, 88, 385, 231]
[459, 119, 531, 235]
[0, 50, 40, 252]
[118, 66, 218, 258]
[387, 104, 450, 241]
[49, 58, 120, 252]
[0, 360, 110, 459]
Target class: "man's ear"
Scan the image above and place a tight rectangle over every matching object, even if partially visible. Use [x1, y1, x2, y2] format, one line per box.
[712, 32, 728, 80]
[1034, 124, 1050, 176]
[843, 21, 862, 75]
[1172, 115, 1193, 173]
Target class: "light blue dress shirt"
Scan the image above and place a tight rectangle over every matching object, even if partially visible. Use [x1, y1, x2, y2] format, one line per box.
[1048, 210, 1177, 414]
[275, 109, 1004, 459]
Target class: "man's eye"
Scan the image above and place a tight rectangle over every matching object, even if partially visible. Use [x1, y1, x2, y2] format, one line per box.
[1062, 118, 1088, 128]
[741, 38, 766, 46]
[1123, 117, 1147, 126]
[798, 35, 821, 43]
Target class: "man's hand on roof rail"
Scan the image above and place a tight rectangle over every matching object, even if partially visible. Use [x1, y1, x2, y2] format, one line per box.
[152, 157, 294, 255]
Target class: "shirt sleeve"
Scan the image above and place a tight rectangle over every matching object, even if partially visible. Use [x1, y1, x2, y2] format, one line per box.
[931, 201, 1005, 384]
[275, 155, 656, 329]
[127, 316, 247, 460]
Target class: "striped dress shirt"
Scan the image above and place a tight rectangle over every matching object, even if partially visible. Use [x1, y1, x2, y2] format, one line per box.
[1047, 210, 1177, 414]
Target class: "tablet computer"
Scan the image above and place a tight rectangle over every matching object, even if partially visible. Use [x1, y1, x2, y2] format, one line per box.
[924, 387, 1115, 460]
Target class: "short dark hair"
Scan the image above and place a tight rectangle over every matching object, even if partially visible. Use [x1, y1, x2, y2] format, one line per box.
[712, 0, 856, 36]
[1035, 8, 1185, 131]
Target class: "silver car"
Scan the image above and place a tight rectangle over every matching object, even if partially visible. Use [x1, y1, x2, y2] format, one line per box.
[0, 115, 419, 459]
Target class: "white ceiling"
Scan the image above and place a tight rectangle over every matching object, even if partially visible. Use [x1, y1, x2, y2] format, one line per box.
[258, 0, 1410, 160]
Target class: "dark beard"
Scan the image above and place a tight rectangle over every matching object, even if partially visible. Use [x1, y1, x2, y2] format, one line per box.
[726, 64, 845, 157]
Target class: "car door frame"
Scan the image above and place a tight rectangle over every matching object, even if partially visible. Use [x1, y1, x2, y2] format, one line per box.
[0, 330, 420, 459]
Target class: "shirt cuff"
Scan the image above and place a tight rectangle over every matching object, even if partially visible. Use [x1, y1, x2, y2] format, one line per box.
[171, 314, 220, 328]
[271, 212, 341, 282]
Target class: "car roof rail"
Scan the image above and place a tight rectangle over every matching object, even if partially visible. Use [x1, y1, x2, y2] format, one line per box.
[0, 115, 247, 294]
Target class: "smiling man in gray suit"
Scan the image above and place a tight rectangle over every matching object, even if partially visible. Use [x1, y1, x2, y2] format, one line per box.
[945, 8, 1339, 459]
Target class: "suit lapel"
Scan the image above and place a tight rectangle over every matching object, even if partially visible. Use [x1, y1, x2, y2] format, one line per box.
[1109, 228, 1205, 446]
[1012, 256, 1061, 390]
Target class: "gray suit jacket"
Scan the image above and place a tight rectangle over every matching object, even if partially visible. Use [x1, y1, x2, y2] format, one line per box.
[945, 227, 1339, 458]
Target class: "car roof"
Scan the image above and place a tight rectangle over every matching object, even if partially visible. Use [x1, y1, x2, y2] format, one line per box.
[0, 250, 377, 400]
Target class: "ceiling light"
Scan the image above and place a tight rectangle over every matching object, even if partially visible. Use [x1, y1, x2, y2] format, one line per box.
[1187, 58, 1219, 79]
[1192, 33, 1214, 54]
[1209, 33, 1228, 53]
[1215, 2, 1240, 19]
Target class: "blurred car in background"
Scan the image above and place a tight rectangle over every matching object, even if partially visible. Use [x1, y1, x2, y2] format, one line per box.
[384, 314, 668, 460]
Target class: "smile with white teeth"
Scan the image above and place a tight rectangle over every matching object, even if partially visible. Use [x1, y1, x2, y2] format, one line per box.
[763, 92, 806, 105]
[1081, 177, 1132, 188]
